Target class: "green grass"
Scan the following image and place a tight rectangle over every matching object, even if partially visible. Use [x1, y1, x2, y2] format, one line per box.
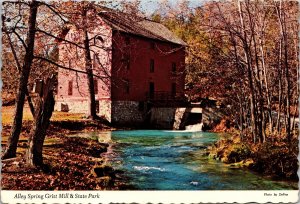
[2, 105, 86, 126]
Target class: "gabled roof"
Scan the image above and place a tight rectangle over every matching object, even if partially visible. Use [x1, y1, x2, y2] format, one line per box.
[98, 8, 186, 46]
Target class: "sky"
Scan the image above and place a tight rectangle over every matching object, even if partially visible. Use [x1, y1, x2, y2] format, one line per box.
[141, 0, 206, 13]
[108, 0, 206, 15]
[140, 0, 205, 11]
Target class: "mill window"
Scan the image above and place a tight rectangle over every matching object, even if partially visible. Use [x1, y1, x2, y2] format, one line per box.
[95, 100, 100, 113]
[68, 81, 73, 96]
[149, 82, 155, 99]
[124, 79, 130, 94]
[150, 59, 154, 73]
[171, 83, 176, 97]
[172, 62, 176, 73]
[94, 79, 98, 94]
[94, 35, 104, 44]
[93, 54, 98, 69]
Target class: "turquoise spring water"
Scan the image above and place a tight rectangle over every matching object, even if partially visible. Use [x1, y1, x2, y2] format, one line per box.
[77, 130, 298, 190]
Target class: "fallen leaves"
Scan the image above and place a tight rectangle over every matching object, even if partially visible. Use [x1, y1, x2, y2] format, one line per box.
[1, 135, 116, 190]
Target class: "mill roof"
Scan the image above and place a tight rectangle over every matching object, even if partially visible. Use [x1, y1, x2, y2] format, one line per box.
[98, 8, 186, 46]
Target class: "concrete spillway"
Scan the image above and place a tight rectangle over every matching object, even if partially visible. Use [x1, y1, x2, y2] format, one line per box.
[149, 107, 203, 130]
[185, 123, 203, 131]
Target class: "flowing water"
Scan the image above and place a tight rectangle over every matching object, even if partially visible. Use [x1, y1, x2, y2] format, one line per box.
[77, 130, 298, 190]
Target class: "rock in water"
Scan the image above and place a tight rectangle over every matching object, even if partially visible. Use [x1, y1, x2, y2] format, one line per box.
[92, 165, 115, 178]
[190, 181, 199, 186]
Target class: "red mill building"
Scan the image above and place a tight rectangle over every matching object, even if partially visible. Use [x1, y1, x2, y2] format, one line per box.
[55, 8, 187, 127]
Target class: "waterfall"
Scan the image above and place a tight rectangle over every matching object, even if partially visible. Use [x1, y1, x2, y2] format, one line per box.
[185, 123, 203, 131]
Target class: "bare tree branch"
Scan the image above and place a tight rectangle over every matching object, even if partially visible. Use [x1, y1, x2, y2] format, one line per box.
[34, 55, 109, 79]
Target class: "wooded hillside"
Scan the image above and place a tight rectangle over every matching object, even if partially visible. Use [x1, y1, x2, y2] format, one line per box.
[151, 0, 298, 144]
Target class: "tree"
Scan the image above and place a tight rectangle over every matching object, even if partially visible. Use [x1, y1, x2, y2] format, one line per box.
[154, 0, 298, 143]
[119, 0, 144, 16]
[26, 76, 55, 166]
[2, 0, 39, 159]
[2, 0, 100, 163]
[82, 3, 98, 119]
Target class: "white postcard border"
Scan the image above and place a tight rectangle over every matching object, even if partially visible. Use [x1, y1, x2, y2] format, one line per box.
[1, 190, 299, 203]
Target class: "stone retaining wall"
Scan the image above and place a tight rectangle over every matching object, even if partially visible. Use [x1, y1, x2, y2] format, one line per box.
[150, 108, 176, 129]
[99, 100, 111, 122]
[111, 101, 145, 126]
[55, 98, 210, 130]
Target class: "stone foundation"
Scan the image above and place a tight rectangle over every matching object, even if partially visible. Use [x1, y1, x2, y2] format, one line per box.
[150, 108, 176, 129]
[111, 101, 145, 126]
[99, 100, 111, 122]
[54, 98, 205, 130]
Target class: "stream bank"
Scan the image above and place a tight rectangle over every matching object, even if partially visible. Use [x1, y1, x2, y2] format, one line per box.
[1, 120, 123, 190]
[2, 118, 298, 190]
[205, 132, 298, 182]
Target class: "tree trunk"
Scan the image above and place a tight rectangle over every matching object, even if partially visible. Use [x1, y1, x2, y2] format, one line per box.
[291, 98, 297, 135]
[82, 7, 97, 120]
[260, 38, 273, 136]
[237, 1, 258, 143]
[2, 0, 38, 160]
[230, 32, 245, 141]
[238, 94, 244, 141]
[6, 32, 35, 116]
[277, 0, 291, 142]
[27, 77, 55, 166]
[284, 41, 291, 143]
[282, 19, 291, 142]
[245, 0, 264, 143]
[276, 40, 283, 134]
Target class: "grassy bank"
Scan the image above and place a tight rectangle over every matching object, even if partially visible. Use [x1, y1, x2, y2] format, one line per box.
[1, 105, 114, 143]
[206, 133, 299, 181]
[1, 106, 124, 190]
[2, 105, 86, 125]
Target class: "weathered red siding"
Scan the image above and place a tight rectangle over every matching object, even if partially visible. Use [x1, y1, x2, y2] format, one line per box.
[111, 31, 185, 101]
[57, 21, 112, 101]
[55, 12, 186, 125]
[55, 13, 112, 117]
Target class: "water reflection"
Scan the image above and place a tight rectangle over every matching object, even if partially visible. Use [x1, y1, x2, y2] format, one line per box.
[97, 131, 112, 143]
